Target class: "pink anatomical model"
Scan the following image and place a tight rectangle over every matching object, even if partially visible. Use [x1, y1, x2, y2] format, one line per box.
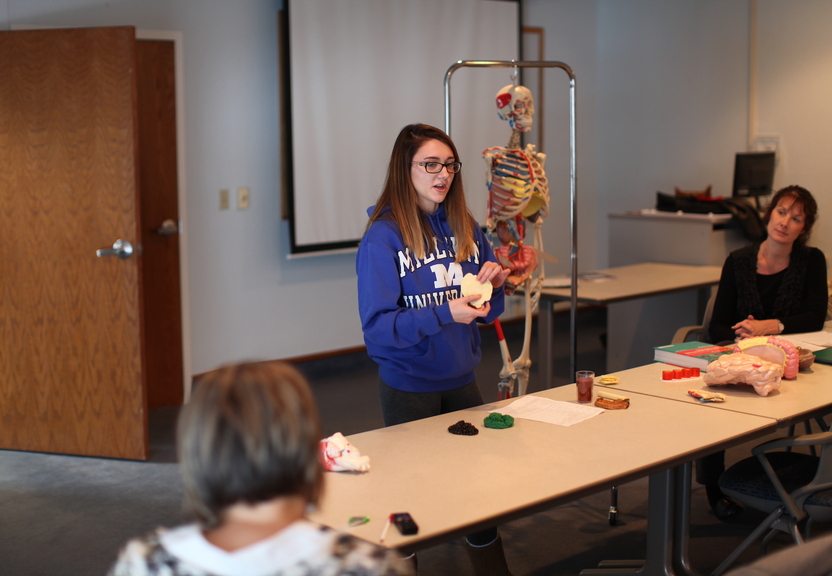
[703, 353, 784, 397]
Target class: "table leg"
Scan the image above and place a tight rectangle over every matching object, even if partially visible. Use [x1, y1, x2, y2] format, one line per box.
[673, 462, 705, 576]
[580, 470, 676, 576]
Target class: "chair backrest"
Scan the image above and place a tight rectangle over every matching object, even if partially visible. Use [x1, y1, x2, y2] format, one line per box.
[700, 288, 717, 342]
[671, 289, 718, 344]
[731, 431, 832, 522]
[713, 431, 832, 576]
[794, 433, 832, 519]
[723, 531, 832, 576]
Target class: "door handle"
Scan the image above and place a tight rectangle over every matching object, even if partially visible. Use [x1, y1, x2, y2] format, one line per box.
[155, 219, 178, 236]
[96, 239, 134, 259]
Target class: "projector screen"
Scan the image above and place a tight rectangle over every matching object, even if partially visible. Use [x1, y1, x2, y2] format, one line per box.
[285, 0, 520, 255]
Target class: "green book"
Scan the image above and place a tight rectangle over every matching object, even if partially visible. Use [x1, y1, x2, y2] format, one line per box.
[813, 347, 832, 365]
[654, 341, 733, 371]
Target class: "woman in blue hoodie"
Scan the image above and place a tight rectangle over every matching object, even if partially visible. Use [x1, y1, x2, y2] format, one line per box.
[356, 124, 513, 576]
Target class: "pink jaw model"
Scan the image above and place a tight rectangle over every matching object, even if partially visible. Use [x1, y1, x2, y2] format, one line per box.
[319, 432, 370, 472]
[483, 82, 551, 399]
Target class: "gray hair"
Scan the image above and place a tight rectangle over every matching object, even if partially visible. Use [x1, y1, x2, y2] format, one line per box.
[178, 362, 323, 527]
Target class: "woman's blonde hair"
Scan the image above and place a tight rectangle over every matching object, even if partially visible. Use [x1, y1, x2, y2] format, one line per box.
[365, 123, 476, 261]
[178, 362, 323, 527]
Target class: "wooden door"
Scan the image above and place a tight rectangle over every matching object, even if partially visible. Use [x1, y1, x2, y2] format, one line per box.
[136, 40, 184, 410]
[0, 27, 148, 460]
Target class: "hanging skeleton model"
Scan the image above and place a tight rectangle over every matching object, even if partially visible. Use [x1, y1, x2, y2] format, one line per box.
[483, 82, 551, 399]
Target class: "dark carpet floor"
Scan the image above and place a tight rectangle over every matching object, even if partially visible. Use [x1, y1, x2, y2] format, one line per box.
[1, 307, 829, 575]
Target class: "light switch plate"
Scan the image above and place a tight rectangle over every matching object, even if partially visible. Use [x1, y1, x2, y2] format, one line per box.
[237, 187, 250, 209]
[752, 135, 780, 154]
[219, 189, 229, 210]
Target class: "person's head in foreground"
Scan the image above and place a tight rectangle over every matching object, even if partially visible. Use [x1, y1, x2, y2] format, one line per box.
[108, 361, 412, 576]
[179, 361, 323, 529]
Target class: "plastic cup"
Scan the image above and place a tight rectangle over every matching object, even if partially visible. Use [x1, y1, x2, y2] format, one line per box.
[576, 370, 595, 403]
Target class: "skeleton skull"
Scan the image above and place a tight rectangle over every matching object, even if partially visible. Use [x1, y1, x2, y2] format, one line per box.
[495, 84, 535, 131]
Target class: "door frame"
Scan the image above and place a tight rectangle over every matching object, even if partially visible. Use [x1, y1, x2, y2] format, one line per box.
[136, 29, 193, 403]
[12, 25, 193, 403]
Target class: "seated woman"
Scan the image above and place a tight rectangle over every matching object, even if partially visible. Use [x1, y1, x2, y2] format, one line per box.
[700, 185, 827, 520]
[108, 362, 412, 576]
[708, 185, 827, 344]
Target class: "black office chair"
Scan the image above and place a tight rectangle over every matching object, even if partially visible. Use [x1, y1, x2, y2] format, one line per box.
[711, 431, 832, 576]
[723, 531, 832, 576]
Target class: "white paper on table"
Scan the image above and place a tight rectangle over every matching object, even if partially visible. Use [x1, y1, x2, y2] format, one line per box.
[782, 331, 832, 351]
[578, 271, 616, 283]
[498, 395, 604, 426]
[542, 275, 571, 288]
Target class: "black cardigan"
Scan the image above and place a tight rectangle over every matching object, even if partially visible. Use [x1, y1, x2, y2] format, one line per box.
[708, 243, 828, 344]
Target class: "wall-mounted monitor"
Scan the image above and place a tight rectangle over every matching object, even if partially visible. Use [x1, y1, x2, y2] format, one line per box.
[732, 151, 775, 199]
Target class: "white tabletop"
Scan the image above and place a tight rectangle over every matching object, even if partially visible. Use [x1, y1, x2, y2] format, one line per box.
[609, 209, 734, 224]
[309, 384, 775, 552]
[598, 361, 832, 427]
[539, 262, 722, 305]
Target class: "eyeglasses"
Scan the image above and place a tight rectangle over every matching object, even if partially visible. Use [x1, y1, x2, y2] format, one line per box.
[412, 161, 462, 174]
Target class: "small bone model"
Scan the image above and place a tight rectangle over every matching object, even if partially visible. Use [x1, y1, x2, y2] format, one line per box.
[460, 273, 493, 308]
[319, 432, 370, 472]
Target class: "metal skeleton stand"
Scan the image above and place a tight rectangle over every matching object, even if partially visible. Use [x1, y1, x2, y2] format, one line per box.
[444, 61, 627, 529]
[443, 60, 578, 384]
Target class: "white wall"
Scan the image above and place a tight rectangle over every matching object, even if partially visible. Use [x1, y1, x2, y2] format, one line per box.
[527, 0, 751, 269]
[526, 0, 832, 270]
[521, 0, 599, 279]
[757, 0, 832, 260]
[3, 0, 830, 374]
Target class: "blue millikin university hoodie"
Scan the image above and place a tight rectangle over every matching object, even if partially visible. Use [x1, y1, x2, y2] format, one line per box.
[356, 205, 505, 392]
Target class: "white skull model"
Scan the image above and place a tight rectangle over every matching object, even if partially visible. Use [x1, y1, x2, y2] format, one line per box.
[495, 84, 535, 132]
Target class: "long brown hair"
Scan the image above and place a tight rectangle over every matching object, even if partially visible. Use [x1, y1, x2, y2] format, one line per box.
[365, 123, 476, 261]
[763, 185, 818, 246]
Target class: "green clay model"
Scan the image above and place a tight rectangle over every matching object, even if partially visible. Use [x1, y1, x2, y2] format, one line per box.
[483, 412, 514, 429]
